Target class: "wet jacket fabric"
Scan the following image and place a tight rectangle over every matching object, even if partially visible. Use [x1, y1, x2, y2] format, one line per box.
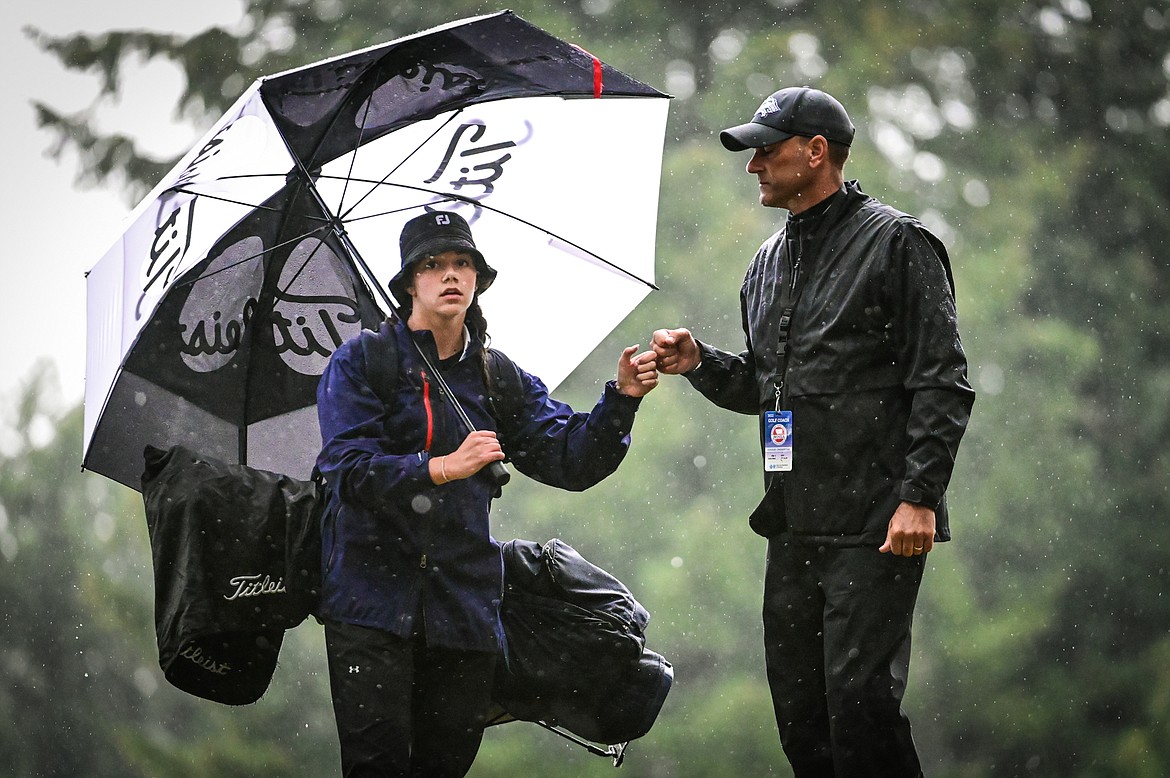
[687, 181, 974, 546]
[315, 319, 641, 652]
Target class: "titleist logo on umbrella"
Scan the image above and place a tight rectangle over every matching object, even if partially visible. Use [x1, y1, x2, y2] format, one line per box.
[224, 573, 288, 601]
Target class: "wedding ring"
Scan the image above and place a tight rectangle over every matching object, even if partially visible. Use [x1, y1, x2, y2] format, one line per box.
[912, 546, 924, 552]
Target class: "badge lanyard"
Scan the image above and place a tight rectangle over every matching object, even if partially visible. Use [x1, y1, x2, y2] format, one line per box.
[764, 201, 837, 473]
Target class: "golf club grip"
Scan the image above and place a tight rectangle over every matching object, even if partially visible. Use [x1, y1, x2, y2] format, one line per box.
[488, 461, 511, 487]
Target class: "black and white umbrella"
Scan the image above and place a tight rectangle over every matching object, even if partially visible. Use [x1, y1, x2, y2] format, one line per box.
[83, 11, 669, 489]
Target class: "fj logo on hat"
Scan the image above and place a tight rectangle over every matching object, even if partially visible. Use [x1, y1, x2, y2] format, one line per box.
[390, 210, 498, 302]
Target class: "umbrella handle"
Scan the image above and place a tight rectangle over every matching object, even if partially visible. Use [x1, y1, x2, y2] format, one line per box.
[488, 461, 511, 487]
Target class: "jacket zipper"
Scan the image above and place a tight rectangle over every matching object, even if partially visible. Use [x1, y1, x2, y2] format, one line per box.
[324, 502, 340, 574]
[421, 370, 434, 452]
[421, 370, 434, 572]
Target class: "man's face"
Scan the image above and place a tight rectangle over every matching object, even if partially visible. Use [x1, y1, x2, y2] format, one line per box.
[745, 136, 815, 211]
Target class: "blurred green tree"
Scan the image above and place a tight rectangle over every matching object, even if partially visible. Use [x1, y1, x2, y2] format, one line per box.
[0, 373, 338, 777]
[20, 0, 1170, 775]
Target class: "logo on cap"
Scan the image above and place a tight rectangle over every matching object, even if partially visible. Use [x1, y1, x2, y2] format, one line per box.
[756, 96, 781, 119]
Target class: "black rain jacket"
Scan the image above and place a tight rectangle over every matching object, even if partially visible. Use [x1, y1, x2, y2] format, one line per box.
[687, 182, 975, 546]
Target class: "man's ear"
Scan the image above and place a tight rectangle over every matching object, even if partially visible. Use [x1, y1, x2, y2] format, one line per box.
[806, 135, 830, 168]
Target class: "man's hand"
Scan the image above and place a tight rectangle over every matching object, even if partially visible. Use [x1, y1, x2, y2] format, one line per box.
[617, 345, 659, 398]
[651, 328, 701, 375]
[879, 501, 936, 556]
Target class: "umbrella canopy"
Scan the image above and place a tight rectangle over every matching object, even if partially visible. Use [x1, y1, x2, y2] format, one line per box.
[83, 11, 669, 490]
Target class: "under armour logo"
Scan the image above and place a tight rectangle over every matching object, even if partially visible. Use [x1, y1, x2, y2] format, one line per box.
[349, 665, 361, 674]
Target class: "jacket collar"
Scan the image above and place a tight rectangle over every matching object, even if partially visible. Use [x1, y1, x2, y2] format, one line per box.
[397, 317, 480, 364]
[788, 180, 869, 232]
[788, 185, 846, 227]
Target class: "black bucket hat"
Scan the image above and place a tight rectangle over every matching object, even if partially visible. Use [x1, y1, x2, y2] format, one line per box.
[389, 210, 497, 303]
[720, 86, 855, 151]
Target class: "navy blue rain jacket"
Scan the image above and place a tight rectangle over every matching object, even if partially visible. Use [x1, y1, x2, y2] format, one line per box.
[315, 319, 642, 652]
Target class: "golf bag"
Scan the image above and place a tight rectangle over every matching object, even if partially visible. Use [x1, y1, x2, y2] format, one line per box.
[493, 538, 674, 745]
[140, 444, 323, 705]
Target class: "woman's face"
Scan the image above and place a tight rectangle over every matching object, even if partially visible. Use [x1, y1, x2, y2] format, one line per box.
[406, 250, 479, 324]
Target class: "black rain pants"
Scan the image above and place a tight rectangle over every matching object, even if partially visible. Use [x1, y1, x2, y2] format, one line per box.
[763, 536, 926, 778]
[325, 619, 496, 778]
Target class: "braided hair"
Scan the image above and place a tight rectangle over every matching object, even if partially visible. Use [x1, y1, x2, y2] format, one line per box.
[464, 298, 495, 396]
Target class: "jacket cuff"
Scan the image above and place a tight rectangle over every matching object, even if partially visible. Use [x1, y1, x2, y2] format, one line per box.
[415, 452, 440, 488]
[899, 482, 940, 510]
[604, 379, 644, 409]
[686, 339, 712, 375]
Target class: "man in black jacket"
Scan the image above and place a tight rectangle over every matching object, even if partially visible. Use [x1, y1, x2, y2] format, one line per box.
[652, 87, 974, 776]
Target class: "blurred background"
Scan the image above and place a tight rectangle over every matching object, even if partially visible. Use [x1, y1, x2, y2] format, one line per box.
[2, 1, 1167, 775]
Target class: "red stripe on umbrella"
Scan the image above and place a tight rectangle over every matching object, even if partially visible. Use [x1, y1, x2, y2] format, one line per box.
[572, 44, 604, 97]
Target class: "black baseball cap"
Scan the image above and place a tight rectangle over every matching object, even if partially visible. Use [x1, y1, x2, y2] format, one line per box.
[720, 87, 855, 151]
[389, 210, 497, 302]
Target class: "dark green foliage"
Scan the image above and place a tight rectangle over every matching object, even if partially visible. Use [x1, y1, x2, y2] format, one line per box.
[0, 375, 338, 778]
[11, 0, 1170, 774]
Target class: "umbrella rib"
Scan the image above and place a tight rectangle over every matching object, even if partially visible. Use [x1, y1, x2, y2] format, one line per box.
[167, 186, 330, 221]
[333, 91, 375, 220]
[280, 44, 460, 226]
[327, 178, 659, 291]
[335, 110, 465, 224]
[164, 225, 333, 292]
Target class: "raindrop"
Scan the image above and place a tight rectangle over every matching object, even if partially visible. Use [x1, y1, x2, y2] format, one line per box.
[133, 666, 159, 697]
[28, 414, 54, 449]
[93, 512, 115, 543]
[870, 121, 914, 168]
[671, 556, 684, 568]
[411, 495, 432, 514]
[0, 530, 16, 562]
[787, 32, 819, 59]
[709, 29, 746, 63]
[977, 363, 1006, 395]
[963, 179, 991, 208]
[665, 60, 696, 100]
[789, 33, 826, 80]
[912, 152, 946, 183]
[1151, 98, 1170, 127]
[581, 0, 612, 15]
[1059, 0, 1091, 22]
[941, 99, 975, 131]
[1037, 8, 1068, 37]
